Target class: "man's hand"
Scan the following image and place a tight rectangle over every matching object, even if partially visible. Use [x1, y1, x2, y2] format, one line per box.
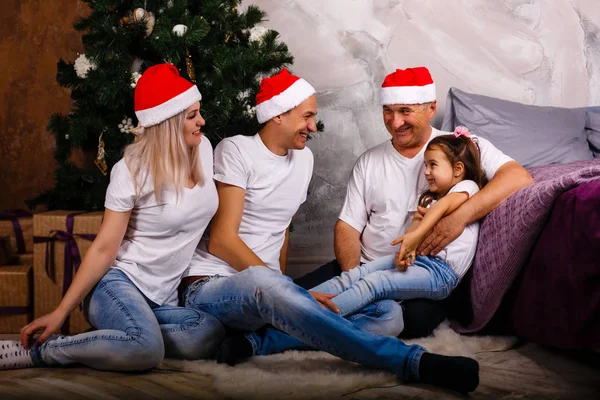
[309, 291, 340, 313]
[418, 211, 466, 256]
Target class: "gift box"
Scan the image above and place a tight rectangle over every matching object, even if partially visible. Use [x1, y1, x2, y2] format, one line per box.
[13, 252, 34, 266]
[0, 265, 32, 333]
[33, 211, 103, 334]
[0, 209, 33, 254]
[0, 236, 11, 266]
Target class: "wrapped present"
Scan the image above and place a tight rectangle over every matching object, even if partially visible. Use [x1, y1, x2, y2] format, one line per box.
[0, 236, 11, 266]
[0, 265, 32, 333]
[34, 211, 103, 334]
[0, 209, 33, 254]
[13, 252, 34, 266]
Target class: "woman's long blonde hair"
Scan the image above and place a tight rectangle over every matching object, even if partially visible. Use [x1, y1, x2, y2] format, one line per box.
[124, 109, 204, 202]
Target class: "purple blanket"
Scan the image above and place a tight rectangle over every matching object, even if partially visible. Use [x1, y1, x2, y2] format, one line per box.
[512, 180, 600, 348]
[453, 159, 600, 333]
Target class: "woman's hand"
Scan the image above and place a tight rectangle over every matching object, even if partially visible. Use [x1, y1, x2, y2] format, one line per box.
[20, 310, 68, 349]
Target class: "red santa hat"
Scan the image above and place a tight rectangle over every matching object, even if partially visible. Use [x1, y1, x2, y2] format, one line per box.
[134, 63, 202, 128]
[380, 67, 436, 105]
[255, 68, 315, 124]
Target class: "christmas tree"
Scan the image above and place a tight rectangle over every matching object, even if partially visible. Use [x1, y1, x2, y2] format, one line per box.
[31, 0, 321, 211]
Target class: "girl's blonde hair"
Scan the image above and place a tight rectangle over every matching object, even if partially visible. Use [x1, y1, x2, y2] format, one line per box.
[124, 109, 204, 201]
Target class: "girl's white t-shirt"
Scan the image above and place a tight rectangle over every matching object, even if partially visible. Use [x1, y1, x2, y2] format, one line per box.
[104, 137, 218, 306]
[186, 134, 314, 277]
[431, 180, 480, 279]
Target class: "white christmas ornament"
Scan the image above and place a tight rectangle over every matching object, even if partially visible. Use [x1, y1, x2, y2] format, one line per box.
[74, 54, 97, 78]
[244, 104, 257, 118]
[130, 71, 142, 88]
[119, 118, 135, 133]
[248, 25, 269, 43]
[237, 90, 251, 101]
[172, 24, 188, 37]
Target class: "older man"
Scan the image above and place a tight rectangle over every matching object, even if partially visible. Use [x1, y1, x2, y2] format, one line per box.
[295, 66, 534, 336]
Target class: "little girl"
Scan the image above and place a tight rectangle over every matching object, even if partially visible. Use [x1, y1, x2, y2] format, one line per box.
[311, 127, 486, 317]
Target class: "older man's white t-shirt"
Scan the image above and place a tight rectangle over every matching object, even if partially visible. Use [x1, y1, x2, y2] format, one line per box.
[105, 137, 218, 306]
[339, 128, 513, 263]
[186, 133, 314, 277]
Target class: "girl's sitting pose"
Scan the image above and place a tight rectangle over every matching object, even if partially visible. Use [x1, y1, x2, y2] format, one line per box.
[1, 64, 225, 371]
[311, 128, 486, 318]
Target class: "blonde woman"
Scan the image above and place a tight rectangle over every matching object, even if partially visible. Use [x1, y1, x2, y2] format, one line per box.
[0, 64, 224, 371]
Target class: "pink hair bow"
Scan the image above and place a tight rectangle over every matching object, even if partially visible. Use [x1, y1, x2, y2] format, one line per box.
[454, 126, 471, 138]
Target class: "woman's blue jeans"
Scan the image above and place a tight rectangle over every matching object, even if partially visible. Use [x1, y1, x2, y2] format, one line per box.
[30, 269, 226, 371]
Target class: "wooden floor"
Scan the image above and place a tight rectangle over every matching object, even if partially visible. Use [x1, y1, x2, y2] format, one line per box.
[0, 335, 598, 399]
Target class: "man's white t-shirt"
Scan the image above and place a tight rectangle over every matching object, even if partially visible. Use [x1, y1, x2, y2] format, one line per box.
[339, 127, 513, 263]
[105, 137, 218, 306]
[430, 180, 480, 280]
[187, 133, 314, 277]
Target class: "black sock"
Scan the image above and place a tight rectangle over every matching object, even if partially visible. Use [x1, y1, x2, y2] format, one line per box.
[418, 352, 479, 393]
[213, 333, 253, 366]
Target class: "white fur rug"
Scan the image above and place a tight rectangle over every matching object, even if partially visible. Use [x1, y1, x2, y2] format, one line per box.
[159, 321, 518, 399]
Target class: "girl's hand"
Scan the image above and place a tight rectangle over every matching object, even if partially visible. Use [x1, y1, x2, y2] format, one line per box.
[394, 251, 409, 271]
[392, 233, 420, 269]
[20, 310, 67, 349]
[412, 206, 427, 222]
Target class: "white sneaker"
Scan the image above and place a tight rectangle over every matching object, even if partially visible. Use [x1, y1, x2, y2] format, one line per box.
[0, 340, 34, 370]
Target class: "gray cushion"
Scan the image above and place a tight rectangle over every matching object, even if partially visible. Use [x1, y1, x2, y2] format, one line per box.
[585, 106, 600, 158]
[441, 87, 594, 168]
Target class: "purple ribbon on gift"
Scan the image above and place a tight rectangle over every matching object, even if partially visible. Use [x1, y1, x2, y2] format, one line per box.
[33, 212, 96, 334]
[0, 209, 32, 254]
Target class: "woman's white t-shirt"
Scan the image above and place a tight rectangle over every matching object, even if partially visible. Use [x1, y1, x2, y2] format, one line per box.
[104, 137, 218, 306]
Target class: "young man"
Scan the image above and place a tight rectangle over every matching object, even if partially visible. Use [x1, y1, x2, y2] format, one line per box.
[295, 67, 534, 337]
[179, 69, 480, 393]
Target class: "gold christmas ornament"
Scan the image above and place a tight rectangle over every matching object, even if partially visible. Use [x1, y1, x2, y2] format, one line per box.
[186, 49, 196, 83]
[119, 16, 131, 27]
[94, 132, 108, 175]
[128, 122, 144, 143]
[225, 32, 232, 43]
[131, 8, 155, 37]
[132, 8, 146, 22]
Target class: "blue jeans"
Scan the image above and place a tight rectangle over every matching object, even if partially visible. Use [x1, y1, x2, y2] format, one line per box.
[182, 267, 426, 381]
[242, 298, 405, 355]
[311, 255, 459, 317]
[30, 269, 226, 371]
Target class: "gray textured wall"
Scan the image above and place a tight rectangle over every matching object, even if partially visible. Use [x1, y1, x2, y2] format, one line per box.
[245, 0, 600, 275]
